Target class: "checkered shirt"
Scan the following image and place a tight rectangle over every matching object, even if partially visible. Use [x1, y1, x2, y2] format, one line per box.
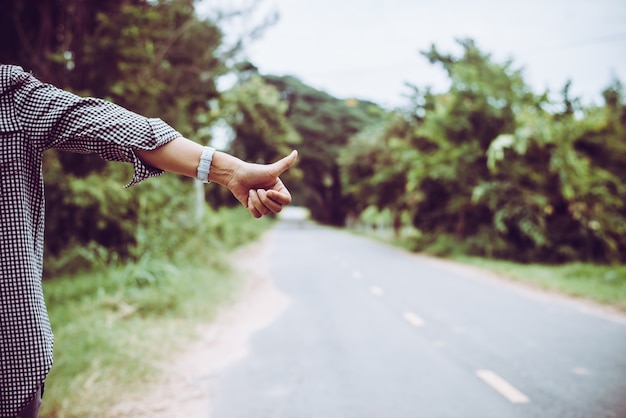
[0, 65, 180, 417]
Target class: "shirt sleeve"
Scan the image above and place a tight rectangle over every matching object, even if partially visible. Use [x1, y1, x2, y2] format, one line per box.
[9, 66, 182, 186]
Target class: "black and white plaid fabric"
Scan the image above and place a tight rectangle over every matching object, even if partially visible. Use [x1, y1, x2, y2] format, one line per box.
[0, 65, 180, 417]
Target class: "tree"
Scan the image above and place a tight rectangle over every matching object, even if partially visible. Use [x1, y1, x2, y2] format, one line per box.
[340, 114, 416, 236]
[263, 75, 382, 225]
[396, 39, 626, 262]
[1, 0, 230, 268]
[220, 73, 300, 164]
[405, 39, 537, 243]
[485, 84, 626, 262]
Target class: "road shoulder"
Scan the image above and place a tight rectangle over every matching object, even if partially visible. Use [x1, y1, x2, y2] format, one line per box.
[109, 230, 289, 417]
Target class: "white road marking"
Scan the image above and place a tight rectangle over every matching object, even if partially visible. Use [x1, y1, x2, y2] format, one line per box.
[369, 286, 384, 296]
[340, 261, 349, 269]
[403, 311, 426, 327]
[476, 370, 530, 404]
[573, 367, 590, 376]
[352, 270, 362, 279]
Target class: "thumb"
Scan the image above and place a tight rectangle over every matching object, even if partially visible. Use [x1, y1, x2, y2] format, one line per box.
[269, 150, 298, 176]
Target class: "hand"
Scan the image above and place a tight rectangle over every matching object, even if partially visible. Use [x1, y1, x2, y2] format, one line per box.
[227, 151, 298, 218]
[135, 138, 297, 218]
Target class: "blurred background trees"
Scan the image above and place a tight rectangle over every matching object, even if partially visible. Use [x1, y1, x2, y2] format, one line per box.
[1, 0, 270, 272]
[263, 75, 384, 224]
[340, 39, 626, 263]
[1, 1, 624, 269]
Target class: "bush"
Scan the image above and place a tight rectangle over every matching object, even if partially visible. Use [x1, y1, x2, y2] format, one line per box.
[41, 205, 271, 418]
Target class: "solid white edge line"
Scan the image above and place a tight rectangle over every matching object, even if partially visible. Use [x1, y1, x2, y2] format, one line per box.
[476, 369, 530, 404]
[403, 311, 426, 327]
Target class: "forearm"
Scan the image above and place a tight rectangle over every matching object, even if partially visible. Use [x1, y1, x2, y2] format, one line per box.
[134, 137, 242, 187]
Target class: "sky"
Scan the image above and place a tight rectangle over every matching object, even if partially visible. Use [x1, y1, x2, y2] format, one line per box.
[200, 0, 626, 109]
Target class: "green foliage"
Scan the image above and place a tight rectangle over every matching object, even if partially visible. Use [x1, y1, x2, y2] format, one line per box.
[340, 114, 418, 237]
[485, 89, 626, 262]
[3, 0, 284, 273]
[264, 75, 384, 225]
[406, 40, 537, 241]
[41, 206, 269, 417]
[43, 154, 139, 269]
[220, 73, 301, 164]
[340, 39, 626, 264]
[89, 0, 224, 133]
[3, 0, 225, 125]
[213, 72, 303, 208]
[454, 256, 626, 310]
[3, 0, 624, 268]
[47, 204, 268, 318]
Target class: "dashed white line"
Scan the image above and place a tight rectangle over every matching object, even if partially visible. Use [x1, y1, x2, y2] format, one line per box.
[369, 286, 384, 296]
[476, 369, 530, 404]
[403, 311, 426, 327]
[573, 367, 590, 376]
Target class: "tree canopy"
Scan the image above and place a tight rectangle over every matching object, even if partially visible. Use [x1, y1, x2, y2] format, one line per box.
[0, 0, 287, 270]
[2, 1, 624, 265]
[341, 39, 626, 263]
[264, 75, 385, 224]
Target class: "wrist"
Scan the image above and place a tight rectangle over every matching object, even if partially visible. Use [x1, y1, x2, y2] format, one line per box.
[208, 151, 243, 187]
[196, 146, 215, 183]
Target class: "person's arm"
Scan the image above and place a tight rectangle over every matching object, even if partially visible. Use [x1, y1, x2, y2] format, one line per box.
[8, 66, 296, 216]
[11, 66, 181, 185]
[135, 137, 298, 218]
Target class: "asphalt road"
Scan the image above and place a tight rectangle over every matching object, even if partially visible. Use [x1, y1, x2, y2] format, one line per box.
[211, 221, 626, 418]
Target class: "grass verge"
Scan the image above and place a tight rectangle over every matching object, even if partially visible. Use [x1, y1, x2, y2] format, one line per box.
[40, 208, 271, 418]
[450, 255, 626, 311]
[357, 228, 626, 313]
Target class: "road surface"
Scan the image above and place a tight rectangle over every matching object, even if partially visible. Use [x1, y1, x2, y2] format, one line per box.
[211, 221, 626, 418]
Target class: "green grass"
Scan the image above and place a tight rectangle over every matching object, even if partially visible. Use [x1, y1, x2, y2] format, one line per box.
[356, 227, 626, 312]
[451, 256, 626, 311]
[40, 207, 271, 418]
[41, 263, 239, 417]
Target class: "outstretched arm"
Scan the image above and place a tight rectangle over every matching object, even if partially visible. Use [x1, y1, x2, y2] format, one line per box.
[4, 64, 296, 204]
[135, 137, 297, 218]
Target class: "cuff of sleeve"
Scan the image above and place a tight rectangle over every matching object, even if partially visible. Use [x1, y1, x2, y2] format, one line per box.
[125, 118, 181, 187]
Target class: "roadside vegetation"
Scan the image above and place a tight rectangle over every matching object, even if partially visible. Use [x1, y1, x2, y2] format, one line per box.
[41, 203, 271, 417]
[355, 214, 626, 313]
[452, 256, 626, 311]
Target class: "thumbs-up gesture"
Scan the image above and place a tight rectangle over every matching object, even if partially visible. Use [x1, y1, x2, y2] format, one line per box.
[135, 137, 297, 219]
[226, 151, 298, 218]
